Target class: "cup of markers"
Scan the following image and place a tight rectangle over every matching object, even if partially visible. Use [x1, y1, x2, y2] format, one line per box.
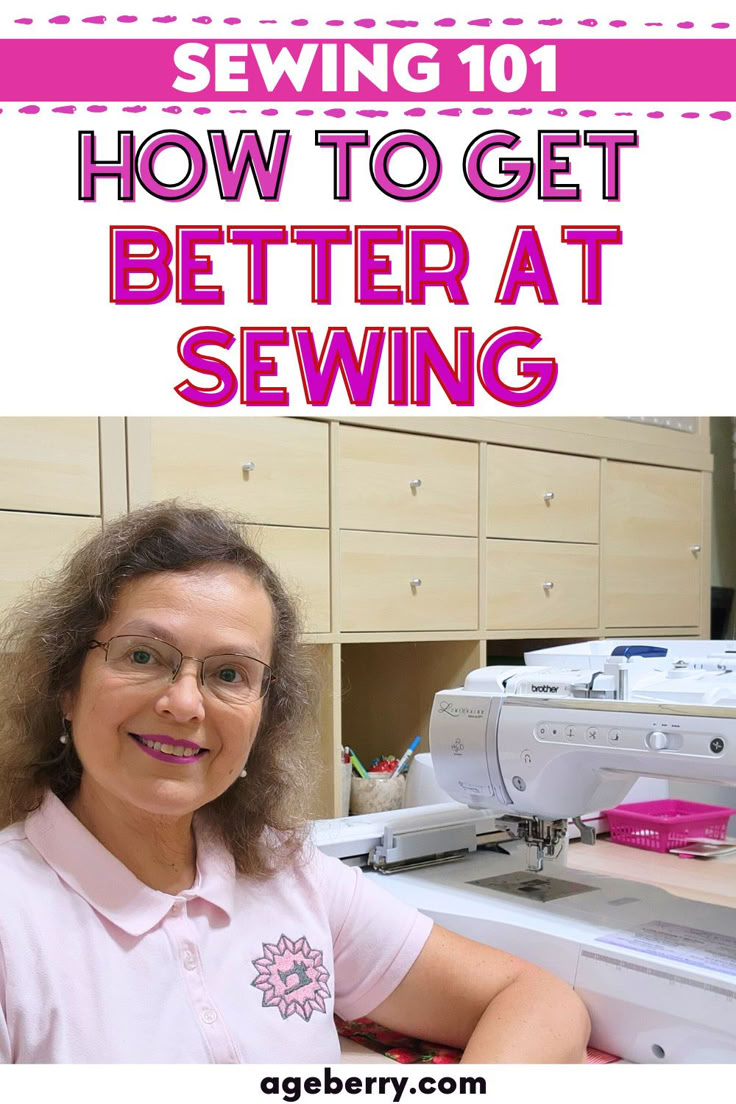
[347, 738, 420, 816]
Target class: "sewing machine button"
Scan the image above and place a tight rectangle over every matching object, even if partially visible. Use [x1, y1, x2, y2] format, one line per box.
[565, 726, 575, 740]
[521, 750, 533, 765]
[536, 724, 548, 738]
[710, 737, 725, 754]
[646, 730, 669, 750]
[586, 727, 599, 742]
[550, 725, 560, 738]
[512, 776, 526, 791]
[608, 729, 621, 743]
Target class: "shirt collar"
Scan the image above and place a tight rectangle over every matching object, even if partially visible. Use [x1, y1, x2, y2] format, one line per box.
[25, 792, 236, 936]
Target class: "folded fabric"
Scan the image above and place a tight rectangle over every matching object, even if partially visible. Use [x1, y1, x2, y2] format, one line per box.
[336, 1016, 620, 1064]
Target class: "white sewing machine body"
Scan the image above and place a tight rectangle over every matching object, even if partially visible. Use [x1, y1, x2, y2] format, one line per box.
[432, 665, 734, 829]
[315, 641, 736, 1064]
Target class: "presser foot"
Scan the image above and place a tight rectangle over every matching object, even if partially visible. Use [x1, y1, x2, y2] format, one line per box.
[499, 815, 568, 872]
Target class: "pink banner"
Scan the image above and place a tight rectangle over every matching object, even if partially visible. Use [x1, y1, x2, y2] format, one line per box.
[0, 37, 735, 101]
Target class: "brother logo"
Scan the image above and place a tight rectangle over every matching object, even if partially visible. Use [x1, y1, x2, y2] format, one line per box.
[531, 684, 559, 694]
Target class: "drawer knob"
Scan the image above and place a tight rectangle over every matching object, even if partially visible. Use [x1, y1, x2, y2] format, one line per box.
[410, 578, 423, 588]
[542, 581, 554, 590]
[409, 478, 423, 490]
[543, 491, 555, 502]
[242, 461, 256, 474]
[690, 544, 701, 554]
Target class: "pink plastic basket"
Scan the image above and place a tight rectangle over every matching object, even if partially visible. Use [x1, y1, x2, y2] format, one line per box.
[603, 799, 733, 853]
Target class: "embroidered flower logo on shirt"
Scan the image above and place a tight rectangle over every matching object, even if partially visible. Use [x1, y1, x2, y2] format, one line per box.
[251, 934, 331, 1020]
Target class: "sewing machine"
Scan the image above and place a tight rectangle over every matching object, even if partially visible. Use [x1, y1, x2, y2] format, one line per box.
[315, 641, 736, 1064]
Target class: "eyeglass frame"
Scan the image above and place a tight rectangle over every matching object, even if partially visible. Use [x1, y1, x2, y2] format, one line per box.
[88, 635, 275, 703]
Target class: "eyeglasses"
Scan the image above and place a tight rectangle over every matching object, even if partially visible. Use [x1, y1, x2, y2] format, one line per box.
[89, 636, 273, 705]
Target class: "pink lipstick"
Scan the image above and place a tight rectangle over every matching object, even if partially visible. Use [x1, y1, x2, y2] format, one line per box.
[129, 733, 208, 765]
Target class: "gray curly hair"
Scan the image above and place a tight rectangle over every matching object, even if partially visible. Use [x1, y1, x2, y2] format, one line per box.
[0, 501, 319, 877]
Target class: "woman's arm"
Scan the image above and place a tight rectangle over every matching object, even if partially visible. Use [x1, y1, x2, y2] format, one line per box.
[366, 924, 591, 1063]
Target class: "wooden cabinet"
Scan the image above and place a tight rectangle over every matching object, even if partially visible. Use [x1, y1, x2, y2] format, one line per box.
[0, 418, 100, 515]
[340, 531, 478, 631]
[139, 418, 333, 637]
[603, 461, 704, 628]
[0, 417, 125, 621]
[338, 425, 479, 633]
[487, 445, 599, 543]
[339, 426, 478, 536]
[146, 417, 329, 528]
[248, 525, 331, 634]
[487, 540, 599, 630]
[0, 513, 101, 612]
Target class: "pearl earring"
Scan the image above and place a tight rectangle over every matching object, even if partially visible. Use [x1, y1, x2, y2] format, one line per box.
[240, 768, 248, 779]
[60, 719, 71, 745]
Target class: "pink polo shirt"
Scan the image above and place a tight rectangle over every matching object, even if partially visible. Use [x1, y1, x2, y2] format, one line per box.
[0, 793, 432, 1064]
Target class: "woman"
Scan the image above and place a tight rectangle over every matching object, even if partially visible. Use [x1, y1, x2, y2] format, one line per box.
[0, 503, 590, 1064]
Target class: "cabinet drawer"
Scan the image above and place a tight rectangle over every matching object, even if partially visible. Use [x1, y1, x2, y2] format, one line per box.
[248, 525, 330, 634]
[487, 445, 599, 543]
[0, 513, 101, 615]
[149, 418, 329, 528]
[486, 540, 599, 630]
[0, 418, 100, 515]
[604, 462, 701, 627]
[340, 531, 478, 631]
[339, 426, 478, 536]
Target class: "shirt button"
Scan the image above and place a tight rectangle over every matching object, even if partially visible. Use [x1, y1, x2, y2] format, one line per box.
[183, 953, 196, 971]
[171, 901, 184, 915]
[201, 1009, 217, 1025]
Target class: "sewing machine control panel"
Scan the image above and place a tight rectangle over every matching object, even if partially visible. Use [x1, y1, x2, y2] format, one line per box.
[493, 700, 736, 819]
[532, 720, 727, 757]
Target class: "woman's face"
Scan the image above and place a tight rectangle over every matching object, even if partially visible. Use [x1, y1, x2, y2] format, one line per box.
[63, 566, 275, 820]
